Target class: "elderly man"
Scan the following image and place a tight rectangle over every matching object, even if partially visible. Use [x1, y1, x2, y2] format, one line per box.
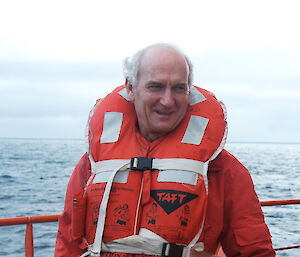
[55, 44, 275, 257]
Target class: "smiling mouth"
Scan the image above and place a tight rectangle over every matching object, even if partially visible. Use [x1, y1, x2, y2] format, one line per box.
[155, 110, 174, 118]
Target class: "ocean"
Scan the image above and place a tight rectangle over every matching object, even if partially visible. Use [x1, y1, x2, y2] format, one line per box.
[0, 138, 299, 256]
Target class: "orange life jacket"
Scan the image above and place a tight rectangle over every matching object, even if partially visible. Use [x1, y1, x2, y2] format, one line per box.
[74, 85, 227, 257]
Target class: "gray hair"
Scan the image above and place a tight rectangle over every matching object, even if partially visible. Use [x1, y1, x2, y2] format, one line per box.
[123, 43, 193, 87]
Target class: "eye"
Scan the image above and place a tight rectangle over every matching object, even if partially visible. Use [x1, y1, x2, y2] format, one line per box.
[147, 82, 164, 91]
[173, 84, 188, 93]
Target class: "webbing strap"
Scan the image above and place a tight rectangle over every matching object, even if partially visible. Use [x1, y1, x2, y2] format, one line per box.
[89, 162, 130, 256]
[101, 235, 167, 255]
[85, 237, 207, 257]
[100, 231, 187, 257]
[92, 158, 208, 176]
[92, 159, 131, 174]
[152, 159, 208, 175]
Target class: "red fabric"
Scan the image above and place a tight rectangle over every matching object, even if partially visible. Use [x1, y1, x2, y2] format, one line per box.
[55, 150, 275, 257]
[203, 150, 275, 256]
[55, 153, 91, 256]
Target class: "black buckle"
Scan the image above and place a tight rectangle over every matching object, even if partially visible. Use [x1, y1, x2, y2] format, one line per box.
[130, 157, 154, 171]
[162, 243, 185, 257]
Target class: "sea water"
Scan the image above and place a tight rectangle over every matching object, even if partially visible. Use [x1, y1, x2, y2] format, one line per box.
[0, 138, 299, 256]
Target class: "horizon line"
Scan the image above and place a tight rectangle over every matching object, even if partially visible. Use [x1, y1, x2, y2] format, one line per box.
[1, 137, 299, 145]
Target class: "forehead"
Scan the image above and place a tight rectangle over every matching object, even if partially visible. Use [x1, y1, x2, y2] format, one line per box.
[138, 47, 189, 83]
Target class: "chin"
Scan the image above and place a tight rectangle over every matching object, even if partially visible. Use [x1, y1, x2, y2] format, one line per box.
[152, 125, 176, 134]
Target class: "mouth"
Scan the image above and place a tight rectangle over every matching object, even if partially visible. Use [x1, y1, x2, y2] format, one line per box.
[155, 110, 174, 117]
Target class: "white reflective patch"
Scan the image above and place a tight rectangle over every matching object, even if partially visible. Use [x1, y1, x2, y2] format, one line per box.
[182, 116, 209, 145]
[153, 158, 208, 175]
[189, 86, 206, 105]
[118, 88, 130, 101]
[157, 170, 198, 185]
[93, 169, 129, 184]
[100, 112, 123, 143]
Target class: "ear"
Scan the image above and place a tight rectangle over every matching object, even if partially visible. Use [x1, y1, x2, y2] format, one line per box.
[187, 87, 191, 105]
[125, 79, 135, 102]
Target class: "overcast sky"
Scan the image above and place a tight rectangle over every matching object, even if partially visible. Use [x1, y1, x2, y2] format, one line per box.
[0, 0, 299, 142]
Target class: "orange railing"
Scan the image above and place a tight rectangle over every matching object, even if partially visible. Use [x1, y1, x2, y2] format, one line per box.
[0, 214, 60, 257]
[261, 199, 300, 206]
[0, 200, 299, 257]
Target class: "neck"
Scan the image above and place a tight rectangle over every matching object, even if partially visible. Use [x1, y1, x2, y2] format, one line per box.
[136, 123, 166, 142]
[143, 133, 164, 142]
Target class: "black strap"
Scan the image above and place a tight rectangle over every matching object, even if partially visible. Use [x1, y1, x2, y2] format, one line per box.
[162, 243, 185, 257]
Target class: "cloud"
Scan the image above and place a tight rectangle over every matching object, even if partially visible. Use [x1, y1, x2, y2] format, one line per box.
[192, 47, 300, 86]
[0, 1, 300, 141]
[1, 46, 299, 142]
[0, 115, 86, 139]
[0, 61, 124, 125]
[0, 60, 122, 81]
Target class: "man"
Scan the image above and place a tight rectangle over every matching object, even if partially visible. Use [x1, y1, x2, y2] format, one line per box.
[55, 44, 275, 257]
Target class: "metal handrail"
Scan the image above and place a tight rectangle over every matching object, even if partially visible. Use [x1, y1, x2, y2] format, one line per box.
[0, 200, 299, 257]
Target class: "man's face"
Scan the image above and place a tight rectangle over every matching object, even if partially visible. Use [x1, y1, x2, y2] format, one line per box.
[126, 47, 190, 142]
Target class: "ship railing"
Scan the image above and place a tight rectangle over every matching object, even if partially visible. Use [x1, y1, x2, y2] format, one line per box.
[0, 199, 299, 257]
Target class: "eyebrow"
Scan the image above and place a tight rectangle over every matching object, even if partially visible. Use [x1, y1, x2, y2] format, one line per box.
[146, 81, 188, 87]
[146, 81, 163, 85]
[174, 82, 188, 87]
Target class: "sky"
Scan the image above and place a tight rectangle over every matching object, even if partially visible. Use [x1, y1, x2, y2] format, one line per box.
[0, 0, 300, 143]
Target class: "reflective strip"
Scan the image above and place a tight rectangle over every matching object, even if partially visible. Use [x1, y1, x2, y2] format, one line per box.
[118, 88, 130, 101]
[181, 116, 209, 145]
[100, 112, 123, 143]
[93, 170, 130, 184]
[189, 86, 206, 105]
[157, 170, 198, 185]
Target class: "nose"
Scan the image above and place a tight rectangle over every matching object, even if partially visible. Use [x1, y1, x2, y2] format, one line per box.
[160, 88, 175, 107]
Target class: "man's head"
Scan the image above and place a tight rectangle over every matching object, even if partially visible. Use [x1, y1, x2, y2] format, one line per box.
[123, 43, 193, 142]
[123, 43, 193, 88]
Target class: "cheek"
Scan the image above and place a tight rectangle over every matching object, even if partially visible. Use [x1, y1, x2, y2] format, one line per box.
[178, 97, 189, 109]
[134, 93, 159, 118]
[140, 95, 156, 110]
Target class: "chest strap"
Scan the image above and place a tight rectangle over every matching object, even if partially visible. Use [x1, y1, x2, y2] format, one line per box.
[82, 228, 188, 257]
[91, 158, 208, 176]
